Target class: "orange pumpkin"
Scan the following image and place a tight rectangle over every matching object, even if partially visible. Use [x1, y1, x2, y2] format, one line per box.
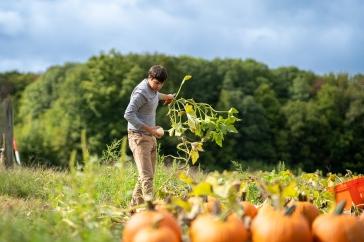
[133, 225, 179, 242]
[312, 201, 364, 242]
[251, 205, 312, 242]
[190, 213, 249, 242]
[122, 206, 182, 242]
[240, 201, 258, 218]
[289, 201, 320, 227]
[360, 212, 364, 222]
[256, 202, 275, 215]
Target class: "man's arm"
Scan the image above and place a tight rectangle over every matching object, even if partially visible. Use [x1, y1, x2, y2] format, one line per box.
[124, 92, 146, 129]
[158, 93, 174, 104]
[141, 124, 163, 138]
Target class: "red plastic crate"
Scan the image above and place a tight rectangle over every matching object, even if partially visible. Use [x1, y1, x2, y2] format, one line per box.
[330, 177, 364, 209]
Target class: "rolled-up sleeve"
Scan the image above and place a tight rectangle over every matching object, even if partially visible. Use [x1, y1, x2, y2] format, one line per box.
[158, 92, 165, 101]
[124, 92, 147, 129]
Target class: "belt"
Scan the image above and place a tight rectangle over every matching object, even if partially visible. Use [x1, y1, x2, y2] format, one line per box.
[128, 130, 153, 136]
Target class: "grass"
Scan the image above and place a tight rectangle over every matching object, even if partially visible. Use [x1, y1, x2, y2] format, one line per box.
[0, 156, 340, 242]
[0, 166, 67, 199]
[0, 159, 186, 242]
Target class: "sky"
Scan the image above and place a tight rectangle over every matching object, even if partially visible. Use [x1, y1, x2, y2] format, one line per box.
[0, 0, 363, 74]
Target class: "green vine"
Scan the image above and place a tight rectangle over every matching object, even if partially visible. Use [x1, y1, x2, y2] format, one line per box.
[167, 75, 240, 164]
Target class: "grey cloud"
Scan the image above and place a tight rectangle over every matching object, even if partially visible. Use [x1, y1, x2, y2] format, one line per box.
[0, 0, 363, 74]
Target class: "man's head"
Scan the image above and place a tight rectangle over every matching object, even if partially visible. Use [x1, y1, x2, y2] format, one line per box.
[147, 65, 168, 92]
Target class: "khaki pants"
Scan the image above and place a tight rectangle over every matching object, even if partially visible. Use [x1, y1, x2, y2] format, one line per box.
[128, 132, 157, 206]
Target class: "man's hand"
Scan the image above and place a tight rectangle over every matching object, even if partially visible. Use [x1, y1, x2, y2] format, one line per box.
[163, 94, 175, 105]
[151, 126, 164, 138]
[143, 125, 164, 138]
[155, 126, 164, 137]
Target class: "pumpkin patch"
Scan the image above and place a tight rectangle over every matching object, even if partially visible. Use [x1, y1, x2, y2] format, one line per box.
[121, 172, 364, 242]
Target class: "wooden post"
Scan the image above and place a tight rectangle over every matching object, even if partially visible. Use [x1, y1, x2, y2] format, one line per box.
[0, 100, 4, 166]
[0, 97, 14, 168]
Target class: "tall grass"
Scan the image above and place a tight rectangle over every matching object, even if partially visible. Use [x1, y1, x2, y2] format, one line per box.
[0, 166, 68, 199]
[0, 155, 187, 242]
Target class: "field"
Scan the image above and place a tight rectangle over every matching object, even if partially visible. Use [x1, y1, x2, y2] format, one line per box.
[0, 159, 186, 242]
[2, 157, 362, 242]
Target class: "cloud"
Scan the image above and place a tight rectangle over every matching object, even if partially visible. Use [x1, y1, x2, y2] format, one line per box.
[0, 9, 25, 36]
[0, 0, 363, 74]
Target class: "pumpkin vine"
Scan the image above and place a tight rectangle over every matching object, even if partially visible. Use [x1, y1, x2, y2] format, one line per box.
[166, 75, 240, 165]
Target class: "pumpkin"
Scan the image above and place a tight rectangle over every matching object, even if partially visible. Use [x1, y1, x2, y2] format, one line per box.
[240, 201, 258, 218]
[256, 201, 275, 215]
[289, 201, 320, 227]
[312, 200, 364, 242]
[132, 223, 179, 242]
[239, 191, 257, 218]
[360, 212, 364, 222]
[122, 202, 182, 242]
[251, 205, 312, 242]
[190, 212, 249, 242]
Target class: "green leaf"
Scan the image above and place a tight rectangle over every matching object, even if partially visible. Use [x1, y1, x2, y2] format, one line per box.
[281, 181, 298, 199]
[190, 182, 213, 196]
[227, 183, 241, 206]
[228, 107, 239, 115]
[212, 132, 223, 147]
[172, 198, 191, 211]
[190, 149, 199, 164]
[179, 172, 194, 185]
[171, 122, 186, 136]
[185, 103, 195, 115]
[192, 142, 204, 152]
[226, 124, 238, 133]
[266, 184, 280, 194]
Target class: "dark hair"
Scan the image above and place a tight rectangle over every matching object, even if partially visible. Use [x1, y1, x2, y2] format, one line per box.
[148, 65, 168, 83]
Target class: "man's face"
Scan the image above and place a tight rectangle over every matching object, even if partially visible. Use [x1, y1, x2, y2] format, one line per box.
[148, 78, 164, 92]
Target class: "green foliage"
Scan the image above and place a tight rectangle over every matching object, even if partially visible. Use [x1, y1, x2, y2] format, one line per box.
[0, 166, 67, 199]
[174, 165, 336, 218]
[5, 51, 364, 172]
[167, 75, 240, 164]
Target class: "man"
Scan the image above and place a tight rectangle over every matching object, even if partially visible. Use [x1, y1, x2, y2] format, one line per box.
[124, 65, 174, 207]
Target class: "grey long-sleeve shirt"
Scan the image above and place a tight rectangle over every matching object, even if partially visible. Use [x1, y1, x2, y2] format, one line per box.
[124, 79, 162, 132]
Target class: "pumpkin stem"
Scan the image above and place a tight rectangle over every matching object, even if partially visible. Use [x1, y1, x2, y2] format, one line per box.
[211, 200, 231, 222]
[272, 194, 281, 210]
[284, 205, 296, 216]
[146, 200, 156, 211]
[298, 193, 307, 202]
[334, 200, 346, 215]
[284, 198, 291, 207]
[164, 195, 172, 204]
[221, 210, 232, 222]
[241, 191, 247, 201]
[211, 200, 222, 215]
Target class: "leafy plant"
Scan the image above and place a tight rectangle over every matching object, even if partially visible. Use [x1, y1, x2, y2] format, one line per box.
[48, 130, 117, 239]
[167, 75, 240, 164]
[100, 136, 130, 166]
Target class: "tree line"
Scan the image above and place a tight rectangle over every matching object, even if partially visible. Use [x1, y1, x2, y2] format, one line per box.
[1, 50, 364, 173]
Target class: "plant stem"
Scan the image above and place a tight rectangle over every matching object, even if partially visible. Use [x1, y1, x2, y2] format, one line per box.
[174, 80, 186, 100]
